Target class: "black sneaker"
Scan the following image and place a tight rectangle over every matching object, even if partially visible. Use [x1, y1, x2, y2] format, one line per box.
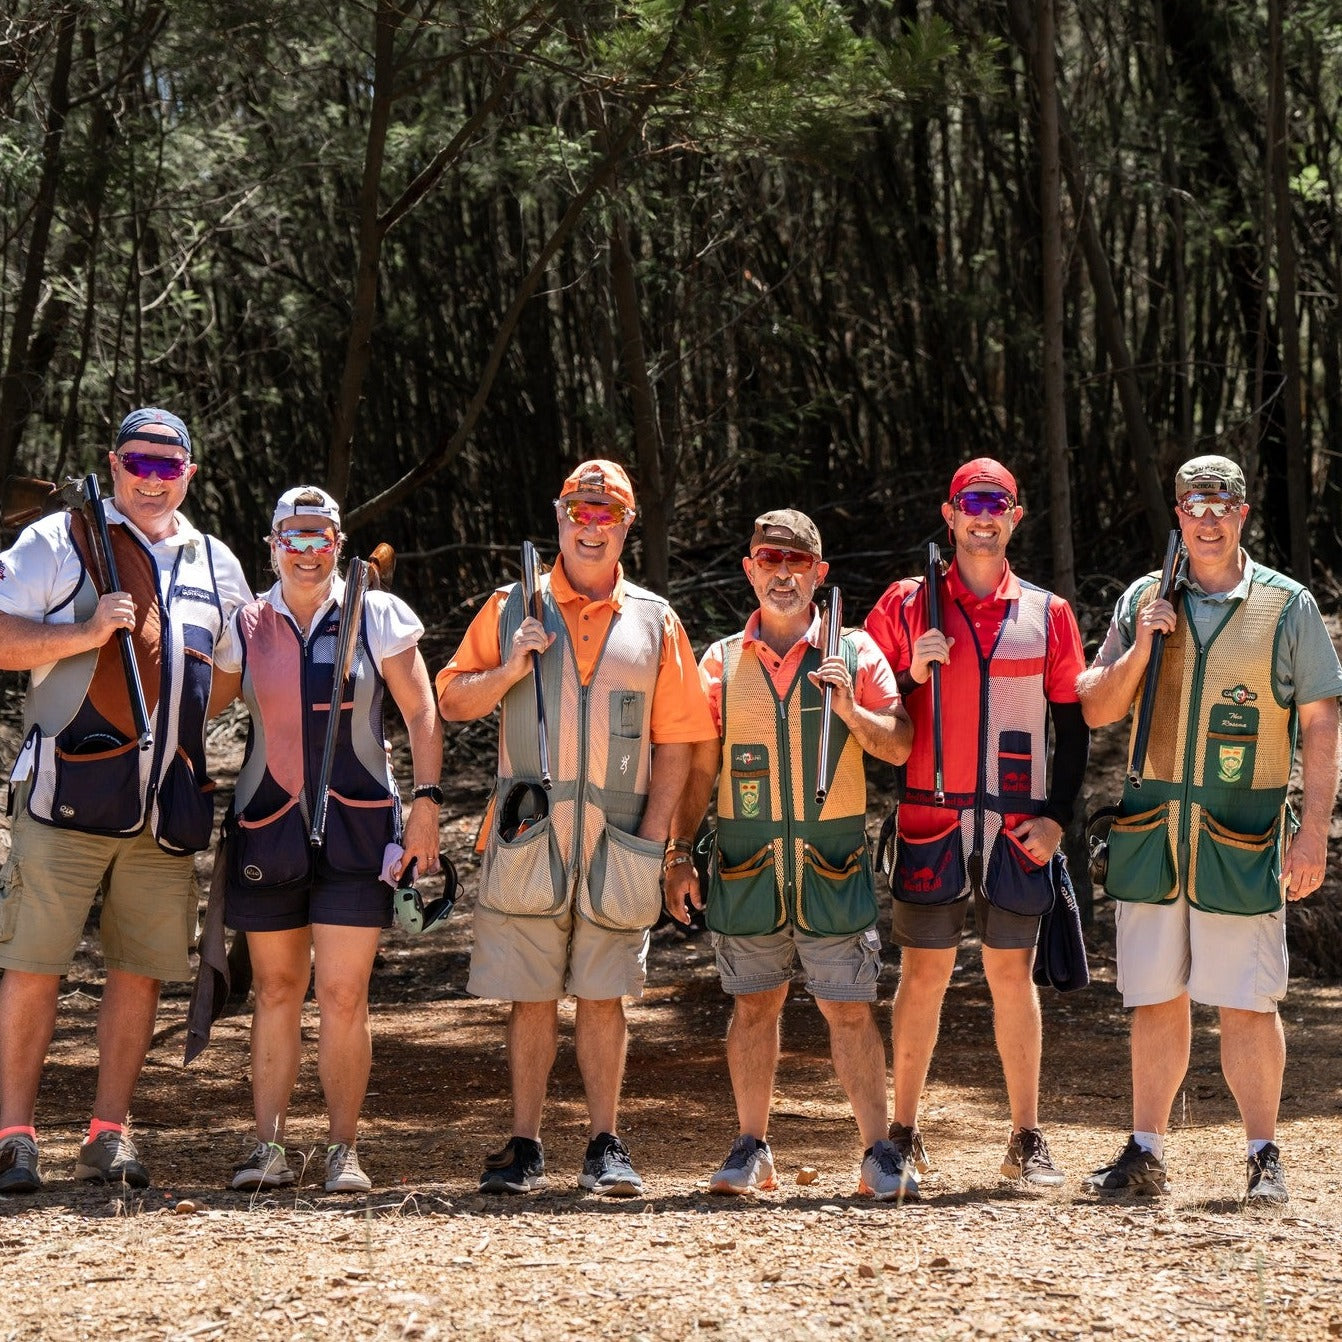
[1084, 1136, 1169, 1196]
[1001, 1127, 1066, 1187]
[0, 1134, 43, 1194]
[479, 1136, 547, 1194]
[1245, 1143, 1288, 1206]
[578, 1132, 643, 1197]
[888, 1121, 931, 1174]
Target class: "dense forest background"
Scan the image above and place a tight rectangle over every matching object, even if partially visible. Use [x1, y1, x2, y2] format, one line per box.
[2, 0, 1340, 653]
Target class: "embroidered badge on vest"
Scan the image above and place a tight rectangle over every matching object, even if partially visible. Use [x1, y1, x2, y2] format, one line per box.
[1217, 745, 1246, 783]
[1222, 683, 1258, 705]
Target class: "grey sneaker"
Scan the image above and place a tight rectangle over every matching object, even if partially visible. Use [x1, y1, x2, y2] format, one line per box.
[1084, 1136, 1169, 1195]
[858, 1138, 919, 1202]
[578, 1132, 643, 1197]
[1001, 1127, 1066, 1187]
[324, 1143, 372, 1193]
[231, 1141, 297, 1190]
[888, 1121, 930, 1174]
[0, 1134, 43, 1194]
[74, 1130, 150, 1188]
[1245, 1143, 1288, 1206]
[480, 1136, 547, 1194]
[709, 1135, 776, 1195]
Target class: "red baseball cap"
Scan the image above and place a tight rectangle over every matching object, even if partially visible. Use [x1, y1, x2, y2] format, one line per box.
[948, 458, 1017, 502]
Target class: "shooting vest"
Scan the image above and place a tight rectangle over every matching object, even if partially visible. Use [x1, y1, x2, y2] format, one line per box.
[20, 513, 224, 854]
[1104, 565, 1300, 916]
[477, 573, 666, 931]
[227, 595, 398, 893]
[890, 573, 1054, 915]
[707, 631, 874, 937]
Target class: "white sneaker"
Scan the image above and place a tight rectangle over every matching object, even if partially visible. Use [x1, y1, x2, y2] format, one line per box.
[708, 1135, 776, 1194]
[325, 1143, 372, 1193]
[231, 1141, 296, 1190]
[858, 1138, 919, 1202]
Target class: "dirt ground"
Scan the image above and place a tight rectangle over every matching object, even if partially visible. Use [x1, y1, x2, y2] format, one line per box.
[4, 710, 1342, 1342]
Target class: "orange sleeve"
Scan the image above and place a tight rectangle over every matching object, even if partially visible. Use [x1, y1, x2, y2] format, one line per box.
[649, 610, 718, 744]
[433, 591, 508, 701]
[697, 641, 726, 735]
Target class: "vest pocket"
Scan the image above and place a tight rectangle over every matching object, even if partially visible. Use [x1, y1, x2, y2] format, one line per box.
[799, 839, 877, 936]
[233, 798, 312, 891]
[1104, 802, 1178, 904]
[706, 842, 784, 935]
[580, 824, 664, 931]
[984, 828, 1053, 916]
[155, 746, 217, 853]
[323, 790, 396, 877]
[1192, 811, 1282, 915]
[51, 736, 143, 832]
[479, 816, 565, 917]
[998, 730, 1033, 803]
[1204, 732, 1257, 788]
[892, 818, 966, 905]
[0, 852, 22, 942]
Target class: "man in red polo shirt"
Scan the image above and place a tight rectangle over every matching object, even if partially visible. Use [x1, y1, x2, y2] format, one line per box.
[864, 458, 1089, 1194]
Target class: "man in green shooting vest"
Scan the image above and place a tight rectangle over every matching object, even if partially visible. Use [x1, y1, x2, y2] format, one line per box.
[665, 510, 915, 1199]
[1077, 455, 1341, 1205]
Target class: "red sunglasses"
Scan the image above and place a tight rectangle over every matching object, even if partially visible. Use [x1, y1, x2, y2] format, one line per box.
[273, 529, 338, 555]
[751, 546, 817, 571]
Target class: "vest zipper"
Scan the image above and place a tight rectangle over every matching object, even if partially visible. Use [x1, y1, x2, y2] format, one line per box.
[777, 695, 802, 929]
[571, 681, 591, 903]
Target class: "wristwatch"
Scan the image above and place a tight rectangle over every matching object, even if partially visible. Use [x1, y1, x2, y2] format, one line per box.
[412, 784, 444, 805]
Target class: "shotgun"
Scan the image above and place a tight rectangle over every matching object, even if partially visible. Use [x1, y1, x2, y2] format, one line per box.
[520, 540, 553, 790]
[815, 586, 843, 805]
[309, 556, 370, 845]
[1127, 530, 1183, 788]
[926, 543, 945, 805]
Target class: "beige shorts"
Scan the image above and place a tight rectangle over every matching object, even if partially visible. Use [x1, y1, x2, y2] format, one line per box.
[467, 903, 650, 1002]
[1114, 897, 1288, 1013]
[0, 809, 198, 980]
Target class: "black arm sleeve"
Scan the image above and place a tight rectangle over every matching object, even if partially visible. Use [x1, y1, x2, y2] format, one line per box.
[1042, 700, 1090, 828]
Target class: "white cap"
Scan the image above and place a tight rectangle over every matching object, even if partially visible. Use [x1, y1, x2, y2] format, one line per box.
[271, 485, 341, 533]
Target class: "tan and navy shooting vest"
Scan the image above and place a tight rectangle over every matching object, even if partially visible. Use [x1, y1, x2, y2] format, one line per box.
[707, 631, 874, 937]
[226, 596, 398, 892]
[1105, 566, 1300, 916]
[478, 574, 667, 931]
[20, 514, 224, 854]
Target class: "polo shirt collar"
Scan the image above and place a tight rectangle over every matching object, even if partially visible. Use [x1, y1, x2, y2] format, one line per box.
[741, 606, 822, 653]
[1175, 549, 1253, 602]
[945, 556, 1021, 604]
[549, 557, 626, 609]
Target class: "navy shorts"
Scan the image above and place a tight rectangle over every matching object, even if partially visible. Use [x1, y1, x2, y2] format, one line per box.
[225, 875, 391, 932]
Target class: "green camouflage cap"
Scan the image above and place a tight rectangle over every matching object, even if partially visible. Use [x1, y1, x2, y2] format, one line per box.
[1175, 455, 1246, 500]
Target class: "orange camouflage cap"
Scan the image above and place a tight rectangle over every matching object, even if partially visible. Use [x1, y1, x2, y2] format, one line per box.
[559, 459, 636, 512]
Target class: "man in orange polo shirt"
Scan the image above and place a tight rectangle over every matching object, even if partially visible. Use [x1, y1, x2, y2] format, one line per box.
[437, 460, 713, 1198]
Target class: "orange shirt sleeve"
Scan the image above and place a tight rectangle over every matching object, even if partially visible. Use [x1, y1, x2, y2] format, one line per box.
[433, 590, 508, 702]
[649, 609, 718, 744]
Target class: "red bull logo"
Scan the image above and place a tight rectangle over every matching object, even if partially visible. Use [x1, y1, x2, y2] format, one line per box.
[1002, 770, 1030, 793]
[903, 848, 952, 894]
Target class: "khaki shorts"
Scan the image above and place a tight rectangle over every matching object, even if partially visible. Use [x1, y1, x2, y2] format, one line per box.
[0, 810, 197, 980]
[1114, 898, 1288, 1013]
[467, 903, 650, 1002]
[712, 926, 882, 1002]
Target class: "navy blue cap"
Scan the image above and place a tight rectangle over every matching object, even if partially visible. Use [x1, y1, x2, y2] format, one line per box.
[116, 407, 191, 456]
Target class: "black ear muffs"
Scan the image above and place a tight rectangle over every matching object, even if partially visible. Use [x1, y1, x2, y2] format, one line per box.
[499, 782, 549, 841]
[392, 855, 458, 935]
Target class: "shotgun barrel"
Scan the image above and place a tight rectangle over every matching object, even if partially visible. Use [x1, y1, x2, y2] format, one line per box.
[815, 586, 844, 805]
[1127, 530, 1183, 788]
[83, 474, 153, 750]
[927, 543, 945, 805]
[521, 541, 553, 790]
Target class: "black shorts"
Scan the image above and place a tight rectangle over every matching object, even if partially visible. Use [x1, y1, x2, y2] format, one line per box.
[225, 875, 391, 932]
[890, 887, 1041, 952]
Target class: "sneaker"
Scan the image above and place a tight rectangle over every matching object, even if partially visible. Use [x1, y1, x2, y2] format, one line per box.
[578, 1131, 643, 1197]
[1001, 1127, 1066, 1187]
[231, 1141, 296, 1190]
[1245, 1143, 1288, 1206]
[888, 1121, 930, 1174]
[324, 1143, 372, 1193]
[74, 1130, 150, 1188]
[1083, 1136, 1169, 1196]
[708, 1135, 776, 1195]
[858, 1138, 919, 1201]
[479, 1136, 548, 1194]
[0, 1134, 43, 1194]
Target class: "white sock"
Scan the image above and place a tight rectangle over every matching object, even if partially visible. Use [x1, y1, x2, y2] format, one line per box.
[1247, 1138, 1275, 1158]
[1133, 1130, 1164, 1160]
